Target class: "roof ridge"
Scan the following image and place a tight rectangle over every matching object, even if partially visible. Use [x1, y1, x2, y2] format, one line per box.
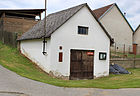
[92, 3, 115, 19]
[93, 3, 134, 34]
[18, 3, 87, 41]
[93, 3, 115, 11]
[18, 3, 113, 44]
[47, 3, 87, 17]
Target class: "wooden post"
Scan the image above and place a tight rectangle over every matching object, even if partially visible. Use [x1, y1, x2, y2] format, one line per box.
[44, 0, 47, 35]
[39, 13, 41, 20]
[13, 32, 17, 47]
[133, 43, 137, 55]
[42, 0, 47, 55]
[123, 44, 125, 57]
[1, 12, 5, 43]
[133, 43, 137, 68]
[115, 43, 116, 54]
[110, 46, 111, 59]
[2, 12, 5, 18]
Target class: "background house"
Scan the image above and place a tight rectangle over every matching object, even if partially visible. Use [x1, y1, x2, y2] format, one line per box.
[18, 3, 113, 80]
[133, 25, 140, 44]
[93, 3, 134, 53]
[0, 9, 45, 47]
[133, 25, 140, 54]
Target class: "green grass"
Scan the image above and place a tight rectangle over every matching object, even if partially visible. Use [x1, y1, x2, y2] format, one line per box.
[127, 54, 140, 58]
[1, 42, 140, 89]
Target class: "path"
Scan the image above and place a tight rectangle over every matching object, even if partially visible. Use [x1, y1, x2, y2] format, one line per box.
[0, 65, 140, 96]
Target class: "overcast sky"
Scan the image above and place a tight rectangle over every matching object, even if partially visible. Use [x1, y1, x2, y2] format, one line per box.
[0, 0, 139, 29]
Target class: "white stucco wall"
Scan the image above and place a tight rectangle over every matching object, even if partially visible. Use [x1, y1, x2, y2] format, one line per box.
[100, 5, 133, 51]
[133, 27, 140, 54]
[134, 27, 140, 45]
[49, 6, 110, 78]
[20, 6, 110, 79]
[20, 39, 52, 73]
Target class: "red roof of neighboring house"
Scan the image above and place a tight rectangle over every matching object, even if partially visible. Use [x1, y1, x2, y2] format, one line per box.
[93, 4, 114, 19]
[93, 3, 134, 33]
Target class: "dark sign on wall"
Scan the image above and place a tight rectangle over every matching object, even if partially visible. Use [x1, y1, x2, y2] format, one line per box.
[99, 52, 107, 60]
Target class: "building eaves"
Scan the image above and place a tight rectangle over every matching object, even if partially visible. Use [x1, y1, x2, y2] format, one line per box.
[18, 3, 114, 44]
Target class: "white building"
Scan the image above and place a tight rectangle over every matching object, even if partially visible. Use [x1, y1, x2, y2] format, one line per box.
[133, 25, 140, 54]
[93, 3, 134, 52]
[133, 25, 140, 45]
[18, 3, 114, 80]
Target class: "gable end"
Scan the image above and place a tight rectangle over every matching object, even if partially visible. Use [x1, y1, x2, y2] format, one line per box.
[134, 25, 140, 35]
[114, 4, 134, 33]
[86, 4, 114, 44]
[94, 3, 134, 33]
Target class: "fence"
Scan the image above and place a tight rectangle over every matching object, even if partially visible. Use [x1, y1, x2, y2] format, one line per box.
[110, 43, 134, 58]
[110, 43, 140, 69]
[110, 58, 140, 69]
[0, 31, 17, 47]
[136, 46, 140, 55]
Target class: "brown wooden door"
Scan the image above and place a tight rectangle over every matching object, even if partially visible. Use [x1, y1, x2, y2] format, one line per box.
[70, 50, 94, 80]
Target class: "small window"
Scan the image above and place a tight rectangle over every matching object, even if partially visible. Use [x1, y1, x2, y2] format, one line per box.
[59, 52, 63, 62]
[99, 52, 107, 60]
[78, 26, 88, 35]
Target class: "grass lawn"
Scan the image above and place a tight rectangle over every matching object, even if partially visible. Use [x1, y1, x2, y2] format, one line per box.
[1, 42, 140, 89]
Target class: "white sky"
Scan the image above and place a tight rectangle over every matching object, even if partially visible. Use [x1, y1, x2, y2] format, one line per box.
[0, 0, 139, 29]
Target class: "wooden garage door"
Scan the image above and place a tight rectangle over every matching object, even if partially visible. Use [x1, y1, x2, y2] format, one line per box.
[70, 50, 94, 80]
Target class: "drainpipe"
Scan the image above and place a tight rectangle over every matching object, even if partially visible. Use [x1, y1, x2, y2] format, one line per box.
[42, 0, 47, 55]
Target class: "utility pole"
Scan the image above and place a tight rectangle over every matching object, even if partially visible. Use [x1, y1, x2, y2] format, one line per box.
[43, 0, 47, 55]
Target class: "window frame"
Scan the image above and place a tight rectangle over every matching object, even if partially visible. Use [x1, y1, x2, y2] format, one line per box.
[78, 26, 89, 35]
[59, 52, 63, 62]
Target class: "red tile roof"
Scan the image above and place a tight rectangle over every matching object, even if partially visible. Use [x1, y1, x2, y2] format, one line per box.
[93, 4, 114, 19]
[93, 3, 134, 33]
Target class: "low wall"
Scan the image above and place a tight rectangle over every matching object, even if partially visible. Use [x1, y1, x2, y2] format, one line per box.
[110, 58, 140, 69]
